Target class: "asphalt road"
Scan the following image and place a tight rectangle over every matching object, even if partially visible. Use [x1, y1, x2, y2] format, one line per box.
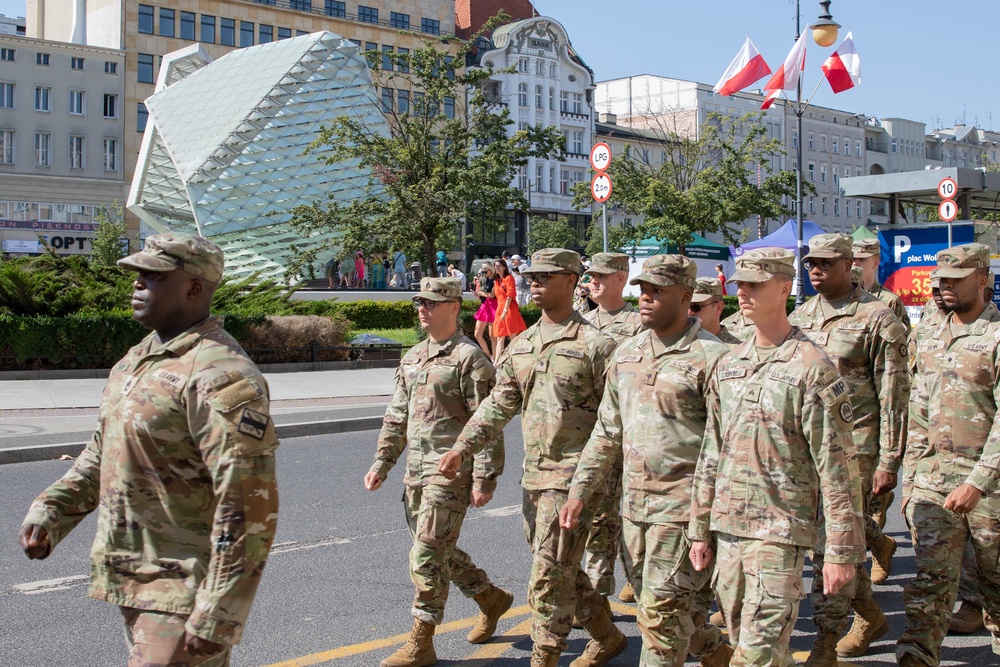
[1, 423, 994, 666]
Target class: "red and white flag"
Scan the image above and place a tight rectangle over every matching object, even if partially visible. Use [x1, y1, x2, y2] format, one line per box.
[821, 32, 861, 94]
[760, 32, 808, 110]
[714, 37, 771, 96]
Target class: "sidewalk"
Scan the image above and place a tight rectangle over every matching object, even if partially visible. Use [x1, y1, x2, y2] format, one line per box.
[0, 367, 396, 465]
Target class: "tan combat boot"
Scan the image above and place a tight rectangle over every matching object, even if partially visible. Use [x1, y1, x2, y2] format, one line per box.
[467, 585, 514, 644]
[870, 534, 897, 584]
[836, 597, 888, 657]
[700, 642, 734, 667]
[709, 610, 725, 627]
[948, 600, 985, 634]
[802, 630, 839, 667]
[530, 646, 560, 667]
[618, 580, 636, 603]
[569, 607, 627, 667]
[872, 490, 894, 529]
[380, 619, 437, 667]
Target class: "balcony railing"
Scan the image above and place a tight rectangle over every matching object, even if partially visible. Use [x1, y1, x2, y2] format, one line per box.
[247, 0, 456, 38]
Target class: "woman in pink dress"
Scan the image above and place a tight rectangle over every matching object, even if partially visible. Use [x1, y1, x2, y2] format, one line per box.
[473, 264, 497, 354]
[491, 259, 526, 362]
[354, 251, 366, 289]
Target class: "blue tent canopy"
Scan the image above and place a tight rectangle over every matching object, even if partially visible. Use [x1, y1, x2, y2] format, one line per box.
[729, 219, 826, 258]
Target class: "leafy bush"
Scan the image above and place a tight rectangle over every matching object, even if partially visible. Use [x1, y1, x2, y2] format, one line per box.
[237, 315, 352, 363]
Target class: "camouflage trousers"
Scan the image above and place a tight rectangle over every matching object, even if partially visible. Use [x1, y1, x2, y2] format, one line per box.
[898, 490, 1000, 666]
[957, 539, 980, 605]
[584, 453, 625, 596]
[403, 484, 491, 625]
[811, 453, 880, 634]
[714, 533, 807, 667]
[120, 607, 231, 667]
[522, 488, 605, 653]
[623, 518, 723, 667]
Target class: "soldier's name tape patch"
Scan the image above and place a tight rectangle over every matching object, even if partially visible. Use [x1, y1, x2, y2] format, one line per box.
[669, 359, 698, 375]
[609, 324, 634, 335]
[153, 369, 186, 389]
[555, 348, 584, 359]
[839, 401, 854, 423]
[768, 370, 800, 386]
[837, 322, 866, 331]
[511, 346, 533, 355]
[798, 322, 814, 330]
[719, 367, 748, 380]
[618, 354, 643, 363]
[238, 408, 270, 440]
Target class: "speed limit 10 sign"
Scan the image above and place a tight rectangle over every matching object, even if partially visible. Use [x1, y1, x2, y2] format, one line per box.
[592, 173, 613, 203]
[938, 177, 957, 200]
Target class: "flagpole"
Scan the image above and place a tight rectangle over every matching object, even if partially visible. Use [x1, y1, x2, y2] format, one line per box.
[795, 0, 806, 306]
[802, 77, 824, 107]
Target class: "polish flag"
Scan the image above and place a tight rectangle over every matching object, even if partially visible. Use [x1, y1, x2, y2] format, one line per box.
[714, 37, 771, 96]
[821, 32, 861, 94]
[760, 32, 809, 110]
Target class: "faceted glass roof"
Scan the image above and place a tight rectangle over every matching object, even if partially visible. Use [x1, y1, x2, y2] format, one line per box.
[127, 32, 384, 280]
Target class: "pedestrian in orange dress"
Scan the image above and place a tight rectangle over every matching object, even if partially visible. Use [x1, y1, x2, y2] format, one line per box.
[492, 259, 527, 362]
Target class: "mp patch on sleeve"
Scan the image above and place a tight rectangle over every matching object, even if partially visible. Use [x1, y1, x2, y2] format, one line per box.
[238, 408, 270, 440]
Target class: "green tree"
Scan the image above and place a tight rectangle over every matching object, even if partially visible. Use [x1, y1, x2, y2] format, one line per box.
[285, 15, 565, 276]
[583, 212, 640, 257]
[89, 201, 128, 267]
[573, 112, 807, 254]
[527, 216, 582, 255]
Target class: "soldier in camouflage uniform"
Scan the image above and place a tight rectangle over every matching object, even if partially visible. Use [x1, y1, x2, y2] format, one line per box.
[582, 252, 645, 605]
[365, 277, 511, 667]
[718, 301, 755, 343]
[899, 243, 1000, 667]
[439, 249, 624, 667]
[852, 238, 911, 328]
[690, 277, 741, 346]
[788, 234, 910, 665]
[561, 254, 733, 667]
[19, 233, 279, 667]
[689, 247, 865, 667]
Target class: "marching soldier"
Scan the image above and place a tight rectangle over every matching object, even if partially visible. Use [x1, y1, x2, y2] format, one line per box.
[789, 234, 910, 665]
[689, 277, 741, 345]
[689, 247, 865, 667]
[365, 277, 511, 667]
[561, 254, 733, 667]
[852, 238, 911, 328]
[718, 297, 755, 343]
[438, 249, 624, 667]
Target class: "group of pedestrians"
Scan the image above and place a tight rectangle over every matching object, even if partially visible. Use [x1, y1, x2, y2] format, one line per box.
[472, 256, 529, 363]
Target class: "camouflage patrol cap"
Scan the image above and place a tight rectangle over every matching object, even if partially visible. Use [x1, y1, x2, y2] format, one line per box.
[628, 254, 697, 289]
[118, 232, 224, 283]
[852, 238, 881, 259]
[850, 265, 863, 285]
[805, 233, 853, 260]
[520, 248, 582, 275]
[413, 277, 462, 302]
[935, 243, 990, 279]
[585, 252, 630, 275]
[690, 276, 724, 304]
[728, 248, 796, 283]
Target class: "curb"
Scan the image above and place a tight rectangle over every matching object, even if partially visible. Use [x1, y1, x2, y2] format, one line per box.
[0, 416, 384, 466]
[0, 359, 400, 381]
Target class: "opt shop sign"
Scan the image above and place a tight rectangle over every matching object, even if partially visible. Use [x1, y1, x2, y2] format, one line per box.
[878, 225, 974, 313]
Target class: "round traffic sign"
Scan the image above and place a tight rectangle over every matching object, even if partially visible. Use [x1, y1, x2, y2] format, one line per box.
[590, 142, 612, 173]
[938, 199, 958, 222]
[592, 173, 613, 203]
[937, 177, 957, 200]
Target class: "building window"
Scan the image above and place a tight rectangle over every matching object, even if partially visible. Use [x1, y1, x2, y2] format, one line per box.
[807, 163, 815, 181]
[857, 200, 862, 218]
[158, 8, 174, 37]
[535, 84, 543, 109]
[518, 83, 527, 107]
[573, 131, 583, 155]
[180, 11, 195, 40]
[808, 133, 814, 150]
[103, 93, 117, 118]
[844, 141, 850, 156]
[550, 62, 557, 78]
[397, 47, 409, 73]
[560, 91, 568, 112]
[0, 82, 13, 109]
[397, 89, 409, 114]
[792, 130, 797, 148]
[278, 27, 291, 40]
[137, 53, 154, 83]
[71, 57, 85, 70]
[381, 45, 392, 71]
[0, 48, 14, 61]
[820, 164, 827, 183]
[103, 138, 118, 171]
[390, 12, 409, 29]
[240, 21, 254, 47]
[572, 93, 583, 114]
[34, 132, 50, 167]
[519, 58, 529, 73]
[69, 135, 84, 169]
[104, 61, 117, 74]
[856, 140, 862, 157]
[200, 15, 215, 43]
[891, 139, 897, 153]
[832, 165, 839, 184]
[444, 96, 454, 119]
[138, 4, 154, 34]
[0, 129, 13, 164]
[137, 102, 148, 132]
[289, 0, 311, 9]
[420, 17, 440, 35]
[831, 137, 838, 155]
[845, 199, 852, 219]
[36, 52, 50, 65]
[809, 197, 815, 214]
[536, 60, 544, 76]
[833, 197, 839, 216]
[220, 18, 235, 46]
[69, 89, 85, 115]
[380, 87, 393, 113]
[822, 197, 828, 215]
[259, 24, 273, 43]
[324, 0, 345, 17]
[358, 6, 378, 24]
[34, 86, 49, 111]
[548, 87, 554, 111]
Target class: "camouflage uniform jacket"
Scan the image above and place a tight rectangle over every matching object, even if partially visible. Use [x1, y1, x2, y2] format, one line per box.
[22, 317, 279, 645]
[905, 305, 1000, 499]
[789, 286, 911, 473]
[720, 309, 754, 342]
[715, 325, 742, 346]
[584, 303, 645, 345]
[690, 328, 865, 564]
[569, 320, 729, 523]
[908, 301, 947, 373]
[370, 329, 503, 493]
[453, 312, 618, 492]
[870, 281, 911, 329]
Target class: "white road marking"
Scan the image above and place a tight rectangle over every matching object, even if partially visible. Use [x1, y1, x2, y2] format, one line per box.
[480, 503, 520, 518]
[13, 574, 89, 595]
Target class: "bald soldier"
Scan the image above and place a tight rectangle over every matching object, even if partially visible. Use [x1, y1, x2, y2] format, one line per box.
[690, 247, 865, 667]
[789, 233, 910, 665]
[900, 243, 1000, 666]
[582, 252, 645, 605]
[852, 238, 911, 329]
[20, 233, 279, 667]
[689, 277, 741, 345]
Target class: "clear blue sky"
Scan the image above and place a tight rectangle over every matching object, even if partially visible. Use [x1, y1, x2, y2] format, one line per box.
[0, 0, 994, 132]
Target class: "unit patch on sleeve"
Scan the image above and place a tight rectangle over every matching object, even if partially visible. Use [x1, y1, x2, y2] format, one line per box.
[238, 408, 270, 440]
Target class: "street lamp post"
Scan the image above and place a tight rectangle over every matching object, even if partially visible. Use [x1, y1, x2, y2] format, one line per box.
[794, 1, 840, 305]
